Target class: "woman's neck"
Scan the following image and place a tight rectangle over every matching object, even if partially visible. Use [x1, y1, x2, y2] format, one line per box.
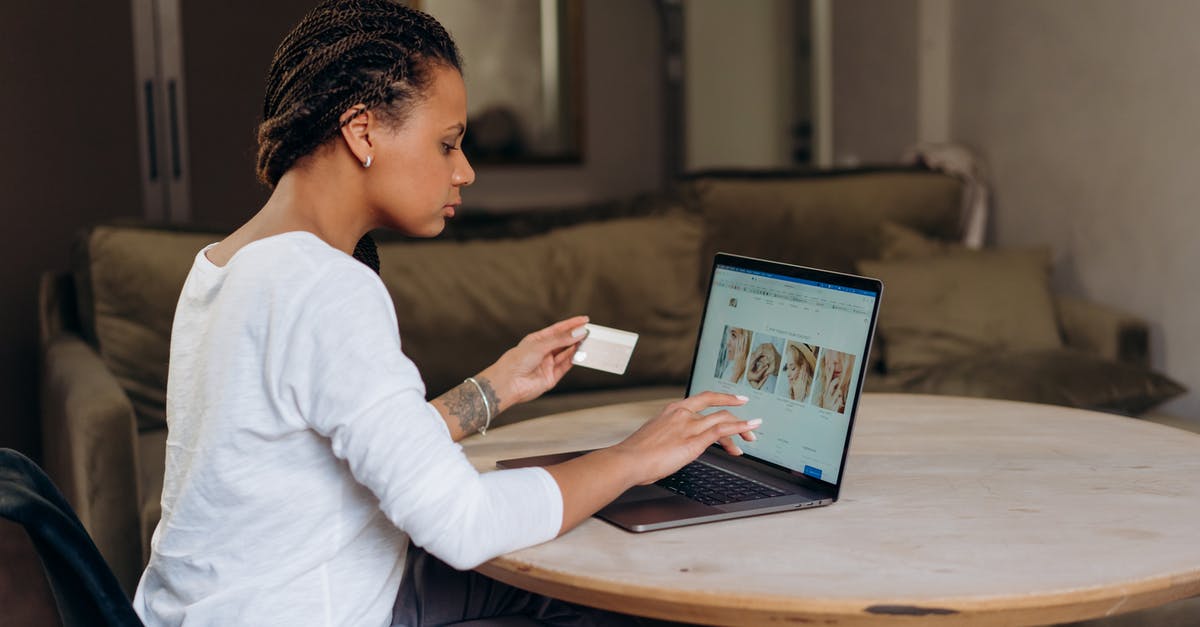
[206, 159, 372, 267]
[262, 166, 373, 252]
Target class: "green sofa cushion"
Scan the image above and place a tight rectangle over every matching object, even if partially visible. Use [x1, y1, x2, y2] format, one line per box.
[857, 221, 1185, 413]
[378, 214, 705, 396]
[687, 170, 964, 276]
[80, 226, 217, 431]
[858, 248, 1063, 374]
[895, 349, 1185, 415]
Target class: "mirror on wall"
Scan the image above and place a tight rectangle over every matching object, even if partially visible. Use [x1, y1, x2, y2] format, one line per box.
[417, 0, 583, 164]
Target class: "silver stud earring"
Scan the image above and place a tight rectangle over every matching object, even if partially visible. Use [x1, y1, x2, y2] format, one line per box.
[363, 155, 373, 168]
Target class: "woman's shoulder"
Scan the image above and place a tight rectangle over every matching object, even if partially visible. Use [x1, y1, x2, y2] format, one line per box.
[226, 232, 384, 297]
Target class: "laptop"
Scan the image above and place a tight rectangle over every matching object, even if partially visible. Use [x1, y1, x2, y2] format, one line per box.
[498, 253, 883, 532]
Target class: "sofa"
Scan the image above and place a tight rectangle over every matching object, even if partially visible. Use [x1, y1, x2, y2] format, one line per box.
[38, 167, 1184, 595]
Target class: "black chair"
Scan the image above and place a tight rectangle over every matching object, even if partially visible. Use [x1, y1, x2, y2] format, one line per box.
[0, 447, 142, 627]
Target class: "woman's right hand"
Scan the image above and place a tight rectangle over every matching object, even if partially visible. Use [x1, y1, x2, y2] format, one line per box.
[544, 392, 762, 534]
[611, 392, 761, 486]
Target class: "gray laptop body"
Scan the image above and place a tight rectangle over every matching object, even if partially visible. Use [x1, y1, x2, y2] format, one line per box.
[498, 253, 883, 532]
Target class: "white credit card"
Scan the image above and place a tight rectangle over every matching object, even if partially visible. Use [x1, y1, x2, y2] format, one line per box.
[572, 323, 639, 375]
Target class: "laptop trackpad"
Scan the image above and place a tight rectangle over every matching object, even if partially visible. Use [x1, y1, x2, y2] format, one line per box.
[614, 484, 672, 503]
[599, 493, 715, 527]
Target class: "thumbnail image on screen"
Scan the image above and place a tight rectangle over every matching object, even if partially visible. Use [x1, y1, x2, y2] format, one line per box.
[713, 325, 752, 385]
[812, 348, 856, 414]
[777, 341, 820, 402]
[745, 332, 785, 392]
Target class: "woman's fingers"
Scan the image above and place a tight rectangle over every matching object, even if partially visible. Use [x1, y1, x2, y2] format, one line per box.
[619, 401, 763, 485]
[694, 408, 761, 451]
[717, 435, 743, 456]
[550, 342, 579, 379]
[717, 426, 758, 456]
[676, 391, 748, 414]
[532, 315, 589, 348]
[705, 417, 762, 453]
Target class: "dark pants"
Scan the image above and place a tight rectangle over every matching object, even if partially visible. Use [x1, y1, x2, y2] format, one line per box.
[392, 545, 686, 627]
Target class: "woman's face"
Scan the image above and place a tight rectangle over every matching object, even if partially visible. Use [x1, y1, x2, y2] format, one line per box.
[724, 329, 740, 360]
[824, 351, 845, 380]
[366, 64, 476, 237]
[785, 346, 803, 383]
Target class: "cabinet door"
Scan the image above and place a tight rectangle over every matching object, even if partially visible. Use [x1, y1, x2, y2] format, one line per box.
[179, 0, 319, 229]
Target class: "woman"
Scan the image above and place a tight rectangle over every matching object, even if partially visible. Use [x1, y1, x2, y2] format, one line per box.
[746, 340, 781, 391]
[782, 342, 818, 402]
[815, 349, 856, 413]
[716, 326, 751, 384]
[132, 2, 759, 625]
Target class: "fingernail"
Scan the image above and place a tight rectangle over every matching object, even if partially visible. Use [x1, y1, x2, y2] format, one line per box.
[746, 431, 757, 441]
[735, 394, 749, 402]
[746, 418, 763, 427]
[571, 326, 589, 338]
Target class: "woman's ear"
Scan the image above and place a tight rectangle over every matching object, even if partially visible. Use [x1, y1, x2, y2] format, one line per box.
[338, 104, 374, 167]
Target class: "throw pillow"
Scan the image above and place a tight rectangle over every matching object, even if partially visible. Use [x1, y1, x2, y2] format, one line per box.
[877, 219, 958, 260]
[860, 221, 965, 375]
[893, 348, 1185, 415]
[857, 248, 1062, 374]
[688, 172, 964, 276]
[378, 214, 705, 396]
[81, 225, 222, 431]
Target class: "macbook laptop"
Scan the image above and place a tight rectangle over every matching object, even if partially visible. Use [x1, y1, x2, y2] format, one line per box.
[498, 253, 883, 532]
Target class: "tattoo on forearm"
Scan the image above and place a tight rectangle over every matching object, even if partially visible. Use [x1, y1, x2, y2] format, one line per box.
[445, 377, 503, 435]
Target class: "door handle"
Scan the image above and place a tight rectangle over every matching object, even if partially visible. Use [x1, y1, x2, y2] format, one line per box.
[144, 80, 159, 182]
[167, 79, 183, 181]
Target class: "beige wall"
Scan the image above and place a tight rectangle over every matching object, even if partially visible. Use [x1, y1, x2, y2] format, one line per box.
[950, 0, 1200, 418]
[831, 0, 919, 166]
[832, 0, 1200, 418]
[462, 0, 665, 208]
[684, 0, 797, 171]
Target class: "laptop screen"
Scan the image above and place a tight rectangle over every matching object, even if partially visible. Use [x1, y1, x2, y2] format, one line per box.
[688, 258, 880, 486]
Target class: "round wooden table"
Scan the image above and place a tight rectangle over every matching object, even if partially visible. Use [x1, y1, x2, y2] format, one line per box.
[460, 394, 1200, 626]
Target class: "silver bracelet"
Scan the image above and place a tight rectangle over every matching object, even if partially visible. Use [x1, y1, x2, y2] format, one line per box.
[464, 376, 492, 435]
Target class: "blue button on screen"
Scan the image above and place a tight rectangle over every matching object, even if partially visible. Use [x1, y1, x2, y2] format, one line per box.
[803, 465, 822, 479]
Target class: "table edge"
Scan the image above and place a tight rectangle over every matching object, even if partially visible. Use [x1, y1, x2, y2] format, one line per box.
[478, 557, 1200, 625]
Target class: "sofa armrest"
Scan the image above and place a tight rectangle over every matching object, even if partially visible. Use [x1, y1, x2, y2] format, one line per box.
[1054, 295, 1150, 368]
[40, 331, 144, 596]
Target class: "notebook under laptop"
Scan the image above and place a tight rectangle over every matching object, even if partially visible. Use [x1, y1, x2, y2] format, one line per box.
[498, 253, 883, 532]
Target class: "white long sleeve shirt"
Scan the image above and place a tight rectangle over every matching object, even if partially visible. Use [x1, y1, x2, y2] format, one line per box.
[133, 231, 563, 627]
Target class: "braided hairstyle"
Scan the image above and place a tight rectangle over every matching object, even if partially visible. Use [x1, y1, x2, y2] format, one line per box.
[256, 0, 462, 272]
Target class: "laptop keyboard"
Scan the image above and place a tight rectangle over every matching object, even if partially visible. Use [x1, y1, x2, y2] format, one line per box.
[656, 461, 786, 506]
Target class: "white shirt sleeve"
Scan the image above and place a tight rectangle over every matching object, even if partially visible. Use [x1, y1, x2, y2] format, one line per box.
[278, 261, 563, 570]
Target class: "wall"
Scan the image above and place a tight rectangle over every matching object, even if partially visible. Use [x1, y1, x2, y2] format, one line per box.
[0, 3, 143, 460]
[830, 0, 919, 166]
[463, 0, 665, 208]
[182, 0, 315, 229]
[830, 0, 1200, 419]
[950, 0, 1200, 419]
[168, 0, 664, 225]
[684, 0, 797, 171]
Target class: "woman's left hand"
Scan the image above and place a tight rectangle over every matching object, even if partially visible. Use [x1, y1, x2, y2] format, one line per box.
[479, 315, 589, 413]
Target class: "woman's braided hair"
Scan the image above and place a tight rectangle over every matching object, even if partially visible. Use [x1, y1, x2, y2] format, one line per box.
[257, 0, 461, 187]
[256, 0, 462, 272]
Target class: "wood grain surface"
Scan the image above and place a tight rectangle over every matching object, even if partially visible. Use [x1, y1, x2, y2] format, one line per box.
[461, 394, 1200, 626]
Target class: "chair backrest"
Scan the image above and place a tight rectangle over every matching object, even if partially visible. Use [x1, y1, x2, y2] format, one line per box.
[0, 448, 143, 627]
